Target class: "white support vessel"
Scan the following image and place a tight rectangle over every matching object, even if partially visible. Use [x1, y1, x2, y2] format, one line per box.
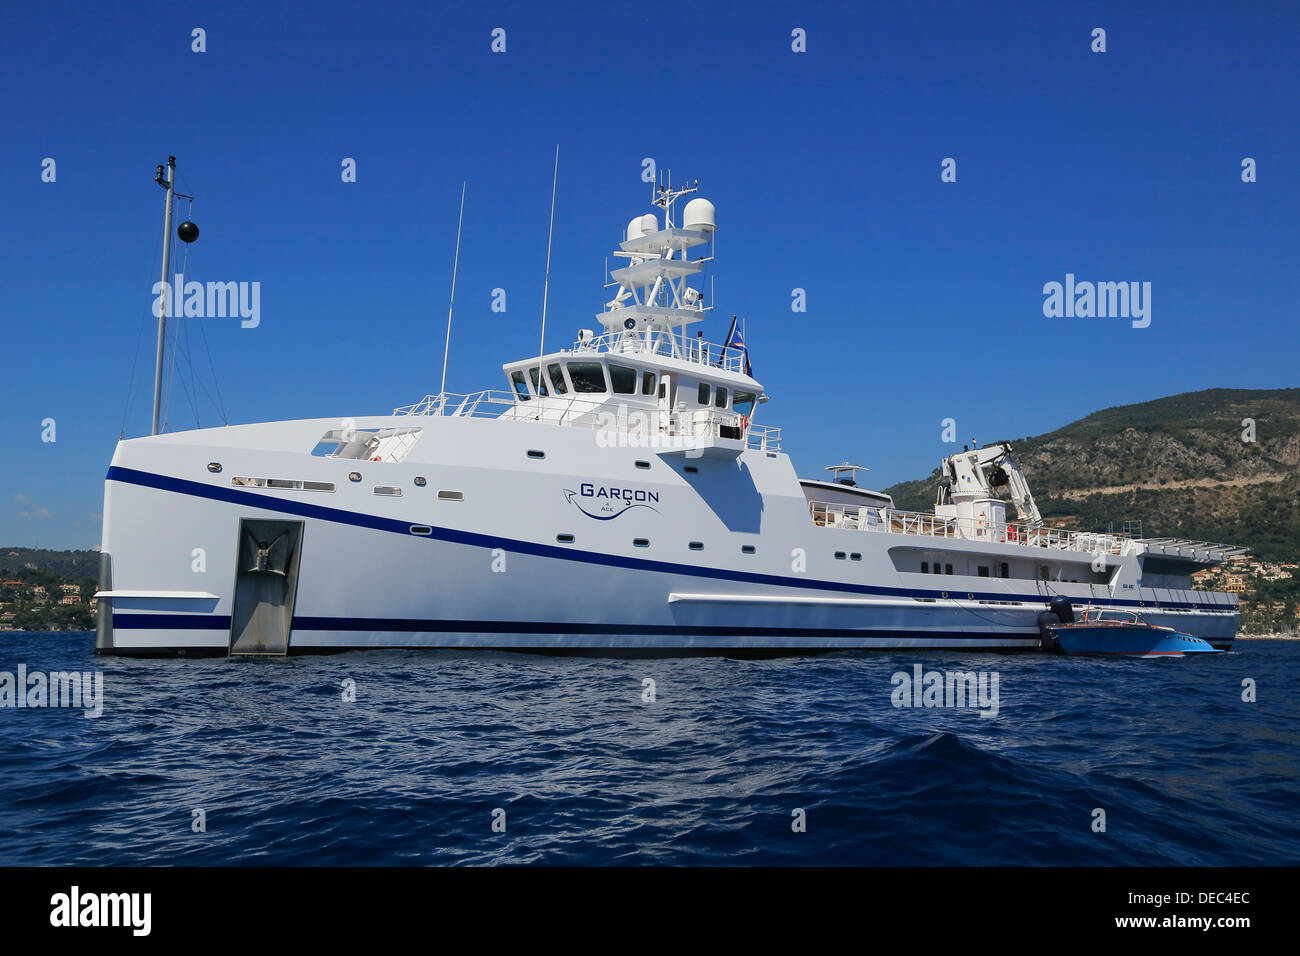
[96, 172, 1245, 656]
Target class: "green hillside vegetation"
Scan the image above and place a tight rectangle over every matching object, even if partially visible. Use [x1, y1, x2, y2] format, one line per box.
[885, 388, 1300, 561]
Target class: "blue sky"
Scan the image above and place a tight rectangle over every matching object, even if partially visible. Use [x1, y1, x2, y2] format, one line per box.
[2, 0, 1297, 549]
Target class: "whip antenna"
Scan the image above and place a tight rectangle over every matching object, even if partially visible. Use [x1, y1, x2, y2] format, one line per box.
[439, 180, 467, 399]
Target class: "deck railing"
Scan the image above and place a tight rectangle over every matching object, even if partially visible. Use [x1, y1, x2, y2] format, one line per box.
[808, 500, 1132, 554]
[570, 329, 745, 373]
[394, 392, 782, 451]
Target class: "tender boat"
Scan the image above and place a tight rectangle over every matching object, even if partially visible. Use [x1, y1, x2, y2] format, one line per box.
[1042, 604, 1224, 657]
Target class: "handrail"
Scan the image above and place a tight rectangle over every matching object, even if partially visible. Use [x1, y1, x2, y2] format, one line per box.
[807, 499, 1133, 555]
[394, 392, 782, 451]
[570, 329, 745, 373]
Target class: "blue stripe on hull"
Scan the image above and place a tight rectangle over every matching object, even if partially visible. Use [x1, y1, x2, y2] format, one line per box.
[113, 612, 1029, 641]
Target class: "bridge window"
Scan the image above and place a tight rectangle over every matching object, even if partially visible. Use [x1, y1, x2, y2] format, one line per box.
[547, 363, 568, 395]
[609, 364, 637, 394]
[978, 566, 989, 577]
[698, 383, 711, 405]
[921, 561, 929, 573]
[642, 371, 656, 395]
[566, 362, 607, 393]
[733, 391, 756, 416]
[528, 366, 549, 397]
[715, 386, 728, 409]
[510, 370, 531, 401]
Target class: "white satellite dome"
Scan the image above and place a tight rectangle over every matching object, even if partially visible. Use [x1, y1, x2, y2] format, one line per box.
[625, 213, 658, 241]
[682, 197, 716, 233]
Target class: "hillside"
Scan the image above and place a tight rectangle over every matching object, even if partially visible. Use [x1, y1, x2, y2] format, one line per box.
[0, 548, 101, 581]
[884, 388, 1300, 560]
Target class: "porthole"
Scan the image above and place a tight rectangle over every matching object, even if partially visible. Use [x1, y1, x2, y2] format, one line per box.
[527, 449, 546, 459]
[741, 545, 756, 555]
[414, 476, 427, 487]
[851, 553, 862, 561]
[688, 541, 704, 551]
[635, 460, 650, 469]
[834, 551, 846, 560]
[556, 533, 575, 544]
[207, 462, 222, 473]
[633, 538, 650, 548]
[410, 525, 432, 536]
[348, 472, 362, 482]
[684, 466, 699, 474]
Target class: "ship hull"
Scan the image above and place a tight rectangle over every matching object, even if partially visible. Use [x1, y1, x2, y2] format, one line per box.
[95, 416, 1241, 656]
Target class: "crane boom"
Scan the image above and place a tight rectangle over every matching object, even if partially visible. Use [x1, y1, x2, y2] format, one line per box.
[936, 442, 1042, 527]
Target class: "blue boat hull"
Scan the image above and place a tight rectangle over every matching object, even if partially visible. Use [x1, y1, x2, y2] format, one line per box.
[1050, 624, 1224, 657]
